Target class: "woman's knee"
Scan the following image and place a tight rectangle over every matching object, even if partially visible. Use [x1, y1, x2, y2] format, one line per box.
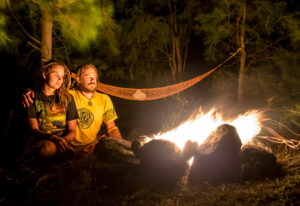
[39, 140, 57, 158]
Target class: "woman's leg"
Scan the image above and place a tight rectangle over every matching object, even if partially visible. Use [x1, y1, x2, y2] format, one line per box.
[38, 140, 57, 158]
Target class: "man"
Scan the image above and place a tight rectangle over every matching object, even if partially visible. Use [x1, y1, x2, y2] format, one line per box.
[23, 64, 123, 155]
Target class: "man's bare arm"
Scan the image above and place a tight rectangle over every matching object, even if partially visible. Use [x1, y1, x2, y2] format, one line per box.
[106, 121, 123, 140]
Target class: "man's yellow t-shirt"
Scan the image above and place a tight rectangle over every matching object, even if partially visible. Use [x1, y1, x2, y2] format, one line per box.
[69, 89, 118, 147]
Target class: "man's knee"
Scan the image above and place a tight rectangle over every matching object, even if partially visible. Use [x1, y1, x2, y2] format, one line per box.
[39, 140, 57, 158]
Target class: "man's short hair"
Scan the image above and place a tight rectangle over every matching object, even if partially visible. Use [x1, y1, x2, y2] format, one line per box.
[76, 64, 98, 79]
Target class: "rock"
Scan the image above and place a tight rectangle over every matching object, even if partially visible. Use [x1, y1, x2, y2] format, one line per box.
[93, 137, 140, 189]
[189, 124, 242, 184]
[241, 144, 281, 181]
[135, 139, 190, 185]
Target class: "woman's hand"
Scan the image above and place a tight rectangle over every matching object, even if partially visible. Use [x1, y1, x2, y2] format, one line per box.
[50, 135, 73, 152]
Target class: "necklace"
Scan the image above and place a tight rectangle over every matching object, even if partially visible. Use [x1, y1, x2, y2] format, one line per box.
[47, 95, 56, 110]
[51, 104, 57, 110]
[80, 91, 94, 106]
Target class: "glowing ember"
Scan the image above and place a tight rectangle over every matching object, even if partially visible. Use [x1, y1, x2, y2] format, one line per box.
[150, 108, 263, 150]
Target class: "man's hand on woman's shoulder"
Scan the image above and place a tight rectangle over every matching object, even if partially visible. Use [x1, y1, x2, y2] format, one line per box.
[22, 89, 35, 108]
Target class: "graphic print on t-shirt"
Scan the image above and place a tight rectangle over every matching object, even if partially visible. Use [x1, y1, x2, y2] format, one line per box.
[35, 95, 66, 136]
[77, 108, 94, 129]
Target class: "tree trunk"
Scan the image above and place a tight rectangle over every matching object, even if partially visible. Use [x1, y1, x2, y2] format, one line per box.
[170, 32, 177, 77]
[238, 5, 246, 104]
[40, 10, 53, 65]
[168, 0, 184, 78]
[175, 37, 182, 74]
[172, 1, 182, 76]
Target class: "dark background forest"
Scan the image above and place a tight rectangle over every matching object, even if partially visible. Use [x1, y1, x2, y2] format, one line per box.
[1, 0, 299, 141]
[0, 0, 300, 205]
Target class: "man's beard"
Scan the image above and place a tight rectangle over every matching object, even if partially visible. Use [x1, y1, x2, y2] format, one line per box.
[80, 84, 96, 93]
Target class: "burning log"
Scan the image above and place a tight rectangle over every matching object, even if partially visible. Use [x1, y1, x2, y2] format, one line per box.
[189, 124, 242, 184]
[182, 139, 198, 161]
[240, 144, 282, 181]
[132, 138, 198, 185]
[131, 136, 148, 158]
[96, 137, 139, 164]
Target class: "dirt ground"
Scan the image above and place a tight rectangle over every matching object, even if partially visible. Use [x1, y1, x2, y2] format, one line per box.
[1, 142, 300, 206]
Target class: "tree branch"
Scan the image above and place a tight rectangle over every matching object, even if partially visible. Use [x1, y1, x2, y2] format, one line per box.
[8, 4, 41, 45]
[27, 41, 40, 51]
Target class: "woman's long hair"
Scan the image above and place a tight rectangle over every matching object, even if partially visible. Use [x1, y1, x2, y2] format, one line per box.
[41, 60, 71, 110]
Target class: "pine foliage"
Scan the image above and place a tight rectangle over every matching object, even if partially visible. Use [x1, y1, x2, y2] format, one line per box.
[0, 1, 11, 49]
[194, 0, 300, 65]
[37, 0, 107, 51]
[194, 0, 300, 128]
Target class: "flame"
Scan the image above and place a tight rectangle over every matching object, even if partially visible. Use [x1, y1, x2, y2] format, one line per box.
[150, 108, 263, 150]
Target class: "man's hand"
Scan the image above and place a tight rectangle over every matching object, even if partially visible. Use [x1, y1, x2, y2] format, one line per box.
[50, 135, 73, 153]
[22, 89, 35, 108]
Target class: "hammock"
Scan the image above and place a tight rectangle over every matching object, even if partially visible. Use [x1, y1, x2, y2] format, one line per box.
[71, 48, 241, 101]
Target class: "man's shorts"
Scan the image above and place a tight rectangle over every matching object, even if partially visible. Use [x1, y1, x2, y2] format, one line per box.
[71, 134, 106, 156]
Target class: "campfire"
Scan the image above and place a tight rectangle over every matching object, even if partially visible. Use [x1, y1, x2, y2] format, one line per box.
[146, 107, 300, 153]
[131, 107, 299, 184]
[150, 108, 263, 150]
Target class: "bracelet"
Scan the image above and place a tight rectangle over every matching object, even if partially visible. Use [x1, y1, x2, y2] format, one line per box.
[108, 126, 118, 134]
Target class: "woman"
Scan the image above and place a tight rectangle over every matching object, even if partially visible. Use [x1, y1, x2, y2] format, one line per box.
[25, 60, 78, 158]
